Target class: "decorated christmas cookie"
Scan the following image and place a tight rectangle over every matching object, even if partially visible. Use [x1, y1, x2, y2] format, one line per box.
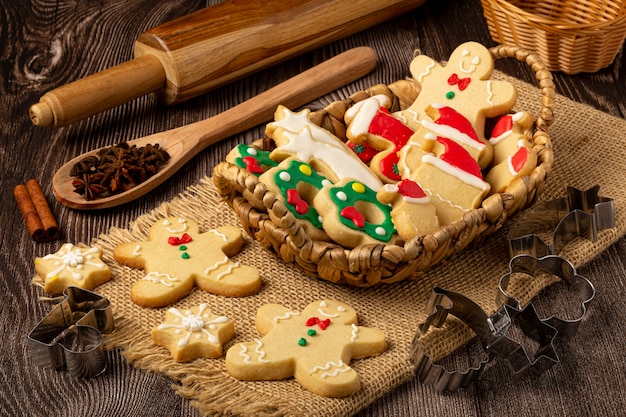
[313, 179, 396, 247]
[377, 179, 439, 241]
[488, 111, 534, 165]
[410, 137, 491, 225]
[151, 303, 235, 362]
[225, 300, 386, 397]
[399, 41, 516, 162]
[114, 217, 261, 307]
[345, 95, 415, 183]
[485, 145, 537, 194]
[34, 243, 111, 294]
[266, 105, 383, 191]
[226, 143, 278, 175]
[259, 158, 332, 241]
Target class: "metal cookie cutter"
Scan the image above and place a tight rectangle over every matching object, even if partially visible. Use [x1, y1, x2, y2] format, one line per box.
[28, 286, 115, 378]
[508, 185, 614, 258]
[411, 255, 595, 392]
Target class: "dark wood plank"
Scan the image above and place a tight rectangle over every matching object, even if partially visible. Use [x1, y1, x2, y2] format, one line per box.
[1, 0, 624, 416]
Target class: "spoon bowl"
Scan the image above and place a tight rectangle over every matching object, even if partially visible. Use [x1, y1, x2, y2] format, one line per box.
[52, 47, 378, 209]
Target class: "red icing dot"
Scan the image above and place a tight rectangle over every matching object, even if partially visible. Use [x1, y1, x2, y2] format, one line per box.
[397, 179, 427, 198]
[437, 137, 483, 179]
[242, 156, 264, 174]
[510, 147, 529, 173]
[286, 189, 309, 215]
[340, 206, 365, 228]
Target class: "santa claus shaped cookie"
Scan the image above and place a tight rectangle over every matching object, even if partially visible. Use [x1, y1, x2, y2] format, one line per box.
[488, 111, 534, 165]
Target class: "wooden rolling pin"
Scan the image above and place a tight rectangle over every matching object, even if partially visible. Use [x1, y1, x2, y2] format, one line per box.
[30, 0, 425, 127]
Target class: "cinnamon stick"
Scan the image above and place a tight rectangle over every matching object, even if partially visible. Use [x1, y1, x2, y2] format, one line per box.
[14, 179, 60, 242]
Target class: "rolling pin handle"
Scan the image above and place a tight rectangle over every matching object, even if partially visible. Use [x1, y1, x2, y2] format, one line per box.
[30, 54, 166, 127]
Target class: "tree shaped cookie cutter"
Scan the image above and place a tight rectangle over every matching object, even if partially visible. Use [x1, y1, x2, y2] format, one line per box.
[507, 185, 615, 258]
[410, 185, 614, 392]
[28, 286, 115, 378]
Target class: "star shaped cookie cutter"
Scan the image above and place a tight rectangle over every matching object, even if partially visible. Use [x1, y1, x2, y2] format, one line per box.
[28, 286, 115, 378]
[507, 185, 614, 258]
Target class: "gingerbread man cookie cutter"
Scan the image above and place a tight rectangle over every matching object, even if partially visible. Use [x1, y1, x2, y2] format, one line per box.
[28, 286, 115, 378]
[410, 185, 614, 392]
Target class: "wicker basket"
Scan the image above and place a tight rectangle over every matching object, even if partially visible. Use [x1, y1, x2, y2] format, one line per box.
[213, 45, 556, 287]
[480, 0, 626, 74]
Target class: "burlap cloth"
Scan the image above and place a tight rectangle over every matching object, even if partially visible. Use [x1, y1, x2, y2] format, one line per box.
[94, 72, 625, 416]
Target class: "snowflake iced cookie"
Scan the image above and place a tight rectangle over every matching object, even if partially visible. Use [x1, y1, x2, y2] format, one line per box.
[225, 300, 386, 397]
[399, 41, 517, 166]
[34, 243, 111, 294]
[113, 217, 261, 308]
[151, 303, 235, 362]
[266, 105, 383, 191]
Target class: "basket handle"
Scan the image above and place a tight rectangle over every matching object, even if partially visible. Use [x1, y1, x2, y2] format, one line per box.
[489, 44, 556, 133]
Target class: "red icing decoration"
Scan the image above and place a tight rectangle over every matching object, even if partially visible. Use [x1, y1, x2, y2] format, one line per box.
[397, 179, 427, 198]
[306, 317, 330, 330]
[367, 107, 414, 181]
[433, 106, 480, 142]
[286, 189, 309, 215]
[242, 156, 264, 174]
[168, 233, 193, 246]
[437, 137, 483, 179]
[448, 73, 471, 91]
[340, 206, 365, 228]
[510, 147, 529, 173]
[490, 114, 513, 139]
[348, 141, 379, 163]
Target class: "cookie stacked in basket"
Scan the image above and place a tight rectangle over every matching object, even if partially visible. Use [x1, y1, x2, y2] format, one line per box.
[214, 42, 556, 286]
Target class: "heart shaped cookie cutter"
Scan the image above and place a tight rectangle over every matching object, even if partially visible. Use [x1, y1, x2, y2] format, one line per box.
[28, 286, 115, 378]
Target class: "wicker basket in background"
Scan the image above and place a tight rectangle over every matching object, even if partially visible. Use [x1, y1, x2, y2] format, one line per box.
[213, 45, 556, 287]
[480, 0, 626, 74]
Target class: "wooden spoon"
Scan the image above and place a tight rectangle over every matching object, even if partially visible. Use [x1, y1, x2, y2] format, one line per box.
[52, 47, 378, 210]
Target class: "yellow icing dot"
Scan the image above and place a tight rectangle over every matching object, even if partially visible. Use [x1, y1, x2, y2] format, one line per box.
[49, 275, 59, 282]
[299, 164, 312, 176]
[352, 182, 366, 194]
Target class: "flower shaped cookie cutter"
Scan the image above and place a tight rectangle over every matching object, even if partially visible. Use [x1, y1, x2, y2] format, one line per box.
[28, 286, 115, 378]
[410, 185, 614, 392]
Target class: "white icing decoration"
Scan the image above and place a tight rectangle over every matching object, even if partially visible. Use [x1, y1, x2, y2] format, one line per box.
[459, 52, 479, 74]
[375, 227, 386, 236]
[345, 94, 390, 123]
[204, 257, 229, 275]
[423, 187, 471, 211]
[279, 171, 291, 182]
[382, 183, 431, 204]
[41, 244, 104, 280]
[157, 304, 229, 347]
[421, 119, 485, 151]
[421, 154, 490, 190]
[317, 308, 339, 318]
[248, 148, 258, 156]
[270, 108, 382, 191]
[273, 311, 300, 322]
[486, 80, 494, 106]
[254, 338, 268, 362]
[209, 229, 229, 242]
[309, 360, 351, 379]
[215, 262, 240, 280]
[350, 324, 359, 342]
[336, 191, 348, 201]
[417, 59, 436, 83]
[165, 218, 188, 233]
[143, 272, 181, 287]
[132, 245, 141, 256]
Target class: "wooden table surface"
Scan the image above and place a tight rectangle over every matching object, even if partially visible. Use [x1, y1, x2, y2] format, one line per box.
[1, 0, 625, 416]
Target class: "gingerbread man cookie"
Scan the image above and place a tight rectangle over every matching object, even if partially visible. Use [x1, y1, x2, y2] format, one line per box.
[266, 105, 383, 191]
[399, 41, 517, 166]
[34, 243, 111, 294]
[151, 303, 235, 362]
[225, 300, 386, 397]
[114, 217, 261, 307]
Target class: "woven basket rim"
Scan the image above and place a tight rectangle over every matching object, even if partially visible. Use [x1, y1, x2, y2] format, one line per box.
[487, 0, 626, 35]
[213, 44, 557, 286]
